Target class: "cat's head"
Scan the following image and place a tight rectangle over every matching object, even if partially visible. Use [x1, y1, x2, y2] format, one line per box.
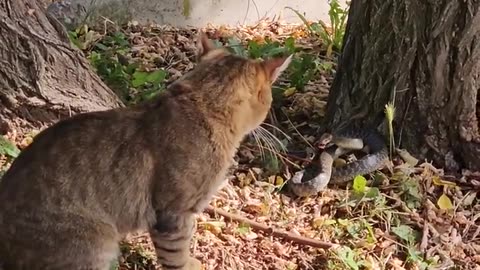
[192, 32, 292, 137]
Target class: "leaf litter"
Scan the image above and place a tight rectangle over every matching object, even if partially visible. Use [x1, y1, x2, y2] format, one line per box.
[0, 16, 479, 270]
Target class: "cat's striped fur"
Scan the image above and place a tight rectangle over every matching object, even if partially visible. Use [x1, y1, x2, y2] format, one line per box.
[0, 32, 292, 270]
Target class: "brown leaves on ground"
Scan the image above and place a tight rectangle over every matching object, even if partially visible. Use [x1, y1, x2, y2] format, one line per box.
[0, 17, 479, 270]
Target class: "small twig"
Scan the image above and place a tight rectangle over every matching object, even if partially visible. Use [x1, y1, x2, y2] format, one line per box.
[281, 110, 315, 149]
[100, 16, 116, 35]
[420, 220, 429, 252]
[283, 153, 313, 163]
[205, 205, 336, 250]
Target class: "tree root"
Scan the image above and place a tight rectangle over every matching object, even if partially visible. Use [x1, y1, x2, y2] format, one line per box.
[205, 205, 337, 250]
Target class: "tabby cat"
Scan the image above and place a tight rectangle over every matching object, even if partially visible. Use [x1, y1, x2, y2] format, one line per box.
[0, 32, 292, 270]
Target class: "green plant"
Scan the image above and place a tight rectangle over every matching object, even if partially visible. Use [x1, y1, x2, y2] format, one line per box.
[0, 136, 20, 159]
[406, 246, 436, 270]
[0, 136, 19, 178]
[88, 32, 132, 101]
[109, 260, 119, 270]
[384, 102, 396, 159]
[182, 0, 191, 17]
[73, 30, 168, 104]
[68, 24, 102, 51]
[333, 246, 363, 270]
[247, 37, 296, 59]
[225, 37, 248, 57]
[225, 37, 322, 91]
[288, 53, 321, 90]
[225, 36, 296, 59]
[129, 69, 168, 103]
[118, 243, 156, 269]
[391, 224, 435, 269]
[287, 0, 349, 57]
[399, 176, 423, 209]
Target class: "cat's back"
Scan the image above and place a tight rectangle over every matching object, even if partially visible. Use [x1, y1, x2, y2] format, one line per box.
[0, 105, 150, 202]
[0, 91, 209, 212]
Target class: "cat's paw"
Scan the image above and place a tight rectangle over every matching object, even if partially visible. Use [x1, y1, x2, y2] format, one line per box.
[186, 257, 202, 270]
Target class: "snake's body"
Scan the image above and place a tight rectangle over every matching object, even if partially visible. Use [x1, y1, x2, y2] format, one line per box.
[289, 128, 388, 197]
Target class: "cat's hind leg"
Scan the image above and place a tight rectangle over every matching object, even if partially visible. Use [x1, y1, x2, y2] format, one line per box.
[0, 212, 120, 270]
[150, 213, 201, 270]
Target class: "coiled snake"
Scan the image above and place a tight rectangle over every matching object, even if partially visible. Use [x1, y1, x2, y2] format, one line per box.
[288, 128, 389, 197]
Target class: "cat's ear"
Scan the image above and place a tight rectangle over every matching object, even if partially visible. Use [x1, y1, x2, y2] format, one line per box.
[196, 31, 217, 60]
[262, 54, 293, 83]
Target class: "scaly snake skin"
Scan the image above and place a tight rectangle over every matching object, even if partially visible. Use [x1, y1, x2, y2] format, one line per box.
[288, 128, 389, 197]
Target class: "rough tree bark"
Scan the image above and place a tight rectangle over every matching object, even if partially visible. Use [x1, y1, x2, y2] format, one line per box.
[0, 0, 123, 134]
[326, 0, 480, 171]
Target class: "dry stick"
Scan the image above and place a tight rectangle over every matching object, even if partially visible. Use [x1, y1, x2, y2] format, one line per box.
[205, 205, 336, 250]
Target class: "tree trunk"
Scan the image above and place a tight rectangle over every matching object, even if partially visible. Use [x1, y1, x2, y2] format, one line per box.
[0, 0, 123, 135]
[326, 0, 480, 171]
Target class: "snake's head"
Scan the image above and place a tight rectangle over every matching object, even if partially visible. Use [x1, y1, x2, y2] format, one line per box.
[315, 133, 334, 149]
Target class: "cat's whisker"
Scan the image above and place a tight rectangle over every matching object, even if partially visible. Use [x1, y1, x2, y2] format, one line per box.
[255, 126, 287, 155]
[256, 128, 282, 157]
[257, 125, 287, 153]
[255, 128, 277, 160]
[261, 122, 292, 141]
[255, 127, 283, 156]
[0, 32, 294, 270]
[251, 130, 266, 160]
[256, 129, 278, 155]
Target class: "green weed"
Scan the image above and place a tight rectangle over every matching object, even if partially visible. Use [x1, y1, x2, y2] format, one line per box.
[247, 37, 296, 59]
[245, 37, 321, 91]
[384, 102, 396, 159]
[224, 36, 296, 59]
[225, 37, 325, 91]
[128, 69, 168, 104]
[0, 136, 20, 179]
[288, 53, 322, 91]
[69, 26, 168, 104]
[0, 136, 20, 159]
[332, 245, 363, 270]
[67, 24, 102, 51]
[287, 0, 349, 58]
[399, 177, 423, 209]
[392, 224, 436, 269]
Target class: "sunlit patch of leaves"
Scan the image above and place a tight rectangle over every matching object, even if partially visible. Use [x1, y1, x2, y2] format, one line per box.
[326, 170, 444, 269]
[117, 242, 156, 270]
[287, 0, 349, 58]
[58, 19, 478, 270]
